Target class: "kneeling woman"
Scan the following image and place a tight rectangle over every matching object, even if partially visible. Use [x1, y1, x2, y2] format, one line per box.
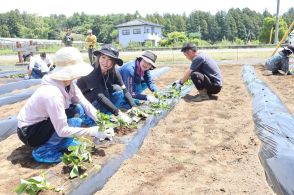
[77, 45, 135, 118]
[17, 47, 113, 163]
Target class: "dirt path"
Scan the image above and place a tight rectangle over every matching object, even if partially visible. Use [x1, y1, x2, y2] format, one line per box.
[97, 65, 273, 195]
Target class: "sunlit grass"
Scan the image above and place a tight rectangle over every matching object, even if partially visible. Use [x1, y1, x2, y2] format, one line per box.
[1, 48, 292, 66]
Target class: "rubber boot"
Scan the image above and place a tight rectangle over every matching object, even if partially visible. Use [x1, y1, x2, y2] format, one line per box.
[192, 89, 210, 102]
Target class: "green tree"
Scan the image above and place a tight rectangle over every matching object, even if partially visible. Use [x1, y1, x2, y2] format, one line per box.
[226, 11, 238, 41]
[283, 8, 294, 26]
[7, 10, 22, 37]
[0, 25, 10, 37]
[159, 31, 188, 47]
[216, 11, 229, 40]
[259, 16, 288, 43]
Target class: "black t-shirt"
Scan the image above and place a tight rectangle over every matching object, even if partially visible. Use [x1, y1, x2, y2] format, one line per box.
[190, 53, 222, 87]
[77, 64, 134, 114]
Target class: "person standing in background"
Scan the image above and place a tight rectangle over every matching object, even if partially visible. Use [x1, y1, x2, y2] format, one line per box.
[85, 29, 97, 65]
[63, 29, 73, 47]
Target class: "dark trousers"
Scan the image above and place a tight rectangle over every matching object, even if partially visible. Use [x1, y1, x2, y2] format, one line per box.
[17, 119, 55, 147]
[191, 72, 222, 95]
[17, 106, 78, 147]
[88, 47, 94, 66]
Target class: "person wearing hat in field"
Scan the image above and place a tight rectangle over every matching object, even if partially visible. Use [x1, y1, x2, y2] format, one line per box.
[40, 52, 55, 71]
[119, 50, 159, 103]
[17, 47, 114, 163]
[77, 44, 134, 122]
[173, 43, 223, 102]
[24, 53, 49, 79]
[265, 45, 294, 75]
[85, 29, 97, 65]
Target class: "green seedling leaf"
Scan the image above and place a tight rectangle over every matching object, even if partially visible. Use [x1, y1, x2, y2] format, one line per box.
[70, 165, 79, 178]
[61, 139, 94, 179]
[15, 175, 52, 195]
[96, 110, 114, 132]
[15, 183, 27, 194]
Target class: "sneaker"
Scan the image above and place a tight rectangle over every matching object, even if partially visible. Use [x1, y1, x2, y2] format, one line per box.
[191, 94, 210, 102]
[278, 70, 287, 75]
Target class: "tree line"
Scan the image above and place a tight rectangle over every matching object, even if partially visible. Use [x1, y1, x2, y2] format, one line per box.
[0, 8, 293, 46]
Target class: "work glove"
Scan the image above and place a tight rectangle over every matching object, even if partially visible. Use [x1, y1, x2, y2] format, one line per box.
[172, 80, 182, 91]
[88, 126, 114, 140]
[129, 107, 149, 118]
[146, 95, 159, 103]
[118, 110, 132, 124]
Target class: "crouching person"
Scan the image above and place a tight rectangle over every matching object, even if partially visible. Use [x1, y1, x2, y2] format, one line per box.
[265, 46, 294, 75]
[24, 53, 49, 79]
[17, 47, 114, 163]
[173, 43, 223, 101]
[77, 44, 135, 122]
[119, 51, 159, 103]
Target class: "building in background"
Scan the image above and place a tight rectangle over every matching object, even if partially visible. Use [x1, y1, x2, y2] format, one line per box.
[116, 19, 163, 47]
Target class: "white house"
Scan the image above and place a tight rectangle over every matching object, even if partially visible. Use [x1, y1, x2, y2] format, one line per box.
[115, 19, 163, 47]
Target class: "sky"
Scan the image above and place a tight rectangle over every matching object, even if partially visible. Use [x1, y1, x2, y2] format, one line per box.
[0, 0, 293, 17]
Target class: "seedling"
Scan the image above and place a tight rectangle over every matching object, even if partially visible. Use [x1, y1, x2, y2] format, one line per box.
[61, 138, 93, 179]
[126, 108, 149, 123]
[9, 73, 26, 78]
[15, 174, 53, 195]
[116, 117, 128, 127]
[96, 110, 114, 132]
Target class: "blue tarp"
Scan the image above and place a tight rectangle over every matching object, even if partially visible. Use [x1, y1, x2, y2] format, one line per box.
[0, 70, 26, 78]
[0, 116, 17, 141]
[242, 65, 294, 195]
[0, 89, 35, 106]
[0, 79, 41, 95]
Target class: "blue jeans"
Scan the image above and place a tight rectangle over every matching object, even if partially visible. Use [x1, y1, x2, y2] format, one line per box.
[265, 54, 289, 73]
[32, 104, 94, 163]
[31, 68, 47, 79]
[92, 90, 134, 115]
[134, 82, 148, 94]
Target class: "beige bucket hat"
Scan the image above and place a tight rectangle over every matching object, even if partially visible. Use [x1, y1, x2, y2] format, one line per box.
[49, 47, 93, 80]
[140, 50, 157, 69]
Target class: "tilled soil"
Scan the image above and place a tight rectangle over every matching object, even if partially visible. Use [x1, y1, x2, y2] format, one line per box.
[97, 64, 275, 195]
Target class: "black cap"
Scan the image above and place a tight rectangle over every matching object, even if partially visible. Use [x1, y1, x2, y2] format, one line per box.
[93, 44, 123, 66]
[181, 43, 197, 52]
[40, 52, 46, 58]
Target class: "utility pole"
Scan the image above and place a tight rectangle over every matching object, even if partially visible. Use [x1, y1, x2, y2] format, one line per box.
[274, 0, 280, 44]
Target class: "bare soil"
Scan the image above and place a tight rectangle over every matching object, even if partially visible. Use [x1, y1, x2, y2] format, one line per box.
[1, 63, 293, 194]
[114, 126, 135, 136]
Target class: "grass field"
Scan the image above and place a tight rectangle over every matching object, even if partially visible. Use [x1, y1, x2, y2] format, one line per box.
[0, 48, 292, 66]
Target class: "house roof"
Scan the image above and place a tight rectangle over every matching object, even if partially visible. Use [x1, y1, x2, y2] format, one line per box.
[115, 19, 163, 28]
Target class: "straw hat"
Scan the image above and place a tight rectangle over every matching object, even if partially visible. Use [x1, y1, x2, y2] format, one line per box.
[49, 47, 93, 80]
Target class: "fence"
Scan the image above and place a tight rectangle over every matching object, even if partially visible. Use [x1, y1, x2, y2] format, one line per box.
[0, 37, 84, 51]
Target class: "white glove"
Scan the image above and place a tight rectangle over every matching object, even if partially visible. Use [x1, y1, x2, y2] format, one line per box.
[88, 126, 114, 140]
[172, 80, 182, 90]
[146, 95, 159, 103]
[118, 110, 132, 124]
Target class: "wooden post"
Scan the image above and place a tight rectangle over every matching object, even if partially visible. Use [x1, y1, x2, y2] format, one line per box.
[16, 41, 23, 63]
